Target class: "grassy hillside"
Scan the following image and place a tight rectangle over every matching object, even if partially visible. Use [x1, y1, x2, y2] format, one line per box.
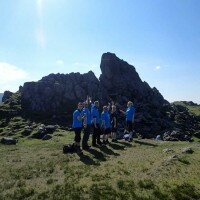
[173, 101, 200, 116]
[0, 130, 200, 200]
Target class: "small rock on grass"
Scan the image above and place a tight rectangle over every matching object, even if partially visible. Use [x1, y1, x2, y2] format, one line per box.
[163, 148, 174, 153]
[42, 134, 52, 140]
[181, 147, 194, 154]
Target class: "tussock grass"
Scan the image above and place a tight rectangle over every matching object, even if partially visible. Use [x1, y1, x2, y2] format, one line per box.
[0, 131, 200, 199]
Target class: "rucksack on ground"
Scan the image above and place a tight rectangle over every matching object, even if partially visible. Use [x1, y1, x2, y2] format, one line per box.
[63, 143, 75, 154]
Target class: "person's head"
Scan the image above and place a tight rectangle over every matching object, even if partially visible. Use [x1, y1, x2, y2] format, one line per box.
[77, 102, 83, 110]
[127, 101, 133, 108]
[103, 106, 108, 112]
[94, 101, 99, 107]
[111, 105, 116, 112]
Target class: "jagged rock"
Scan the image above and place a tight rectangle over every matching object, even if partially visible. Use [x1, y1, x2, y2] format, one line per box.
[30, 131, 46, 139]
[42, 134, 52, 140]
[194, 131, 200, 138]
[1, 137, 18, 145]
[45, 125, 57, 134]
[164, 154, 179, 163]
[163, 130, 192, 142]
[0, 52, 199, 138]
[20, 71, 99, 116]
[21, 129, 32, 136]
[163, 148, 174, 153]
[181, 147, 194, 154]
[2, 91, 13, 103]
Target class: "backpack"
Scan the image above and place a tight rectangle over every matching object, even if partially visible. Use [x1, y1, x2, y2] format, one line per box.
[63, 144, 75, 154]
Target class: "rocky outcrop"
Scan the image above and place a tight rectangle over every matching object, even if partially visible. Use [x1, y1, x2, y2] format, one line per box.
[2, 91, 13, 103]
[1, 52, 199, 137]
[20, 71, 100, 118]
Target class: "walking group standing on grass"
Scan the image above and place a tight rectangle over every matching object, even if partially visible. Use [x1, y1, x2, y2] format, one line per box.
[72, 96, 135, 154]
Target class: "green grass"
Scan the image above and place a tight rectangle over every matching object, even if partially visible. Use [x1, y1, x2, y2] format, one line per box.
[173, 101, 200, 116]
[0, 130, 200, 199]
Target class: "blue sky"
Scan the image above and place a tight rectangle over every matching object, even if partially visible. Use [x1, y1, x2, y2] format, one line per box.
[0, 0, 200, 103]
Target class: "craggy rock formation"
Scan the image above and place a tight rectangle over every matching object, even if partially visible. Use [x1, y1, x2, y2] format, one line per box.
[1, 52, 199, 138]
[2, 91, 13, 103]
[20, 71, 100, 119]
[99, 53, 172, 136]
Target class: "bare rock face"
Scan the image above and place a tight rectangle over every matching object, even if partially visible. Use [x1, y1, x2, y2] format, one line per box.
[18, 52, 173, 135]
[2, 91, 13, 103]
[20, 71, 100, 117]
[99, 53, 171, 135]
[99, 53, 166, 106]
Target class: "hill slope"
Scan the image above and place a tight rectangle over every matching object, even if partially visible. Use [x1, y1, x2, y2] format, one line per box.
[0, 131, 200, 200]
[173, 101, 200, 116]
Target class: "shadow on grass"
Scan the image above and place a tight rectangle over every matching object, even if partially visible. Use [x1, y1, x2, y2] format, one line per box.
[88, 148, 107, 161]
[78, 154, 99, 166]
[98, 145, 120, 156]
[134, 140, 158, 147]
[108, 142, 125, 150]
[117, 141, 133, 147]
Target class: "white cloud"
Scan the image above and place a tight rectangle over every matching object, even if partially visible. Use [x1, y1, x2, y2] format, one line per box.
[56, 59, 64, 66]
[154, 66, 161, 71]
[0, 62, 30, 92]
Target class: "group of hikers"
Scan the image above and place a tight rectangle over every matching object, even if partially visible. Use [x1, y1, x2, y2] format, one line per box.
[72, 96, 135, 154]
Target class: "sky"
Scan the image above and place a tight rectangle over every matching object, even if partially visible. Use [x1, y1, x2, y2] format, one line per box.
[0, 0, 200, 103]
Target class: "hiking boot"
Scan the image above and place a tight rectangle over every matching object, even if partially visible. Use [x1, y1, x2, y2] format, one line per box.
[76, 146, 83, 155]
[102, 140, 107, 145]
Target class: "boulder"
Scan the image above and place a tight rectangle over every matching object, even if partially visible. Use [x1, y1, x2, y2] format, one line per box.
[181, 147, 194, 154]
[163, 148, 174, 153]
[1, 137, 18, 145]
[2, 91, 13, 103]
[42, 134, 52, 140]
[163, 130, 192, 142]
[45, 125, 57, 134]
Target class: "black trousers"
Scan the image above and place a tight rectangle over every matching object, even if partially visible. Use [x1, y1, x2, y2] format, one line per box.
[126, 121, 133, 132]
[82, 124, 91, 147]
[92, 124, 101, 145]
[74, 127, 82, 143]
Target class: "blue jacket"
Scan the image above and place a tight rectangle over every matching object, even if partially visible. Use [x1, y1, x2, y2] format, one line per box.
[126, 106, 135, 122]
[72, 109, 83, 128]
[101, 111, 111, 129]
[82, 107, 91, 125]
[91, 104, 100, 124]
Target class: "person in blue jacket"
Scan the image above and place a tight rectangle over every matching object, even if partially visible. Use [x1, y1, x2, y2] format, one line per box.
[120, 101, 135, 142]
[82, 97, 92, 150]
[101, 106, 111, 144]
[72, 102, 84, 154]
[91, 101, 102, 146]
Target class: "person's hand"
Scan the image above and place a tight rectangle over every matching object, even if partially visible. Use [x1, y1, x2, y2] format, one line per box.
[84, 124, 87, 128]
